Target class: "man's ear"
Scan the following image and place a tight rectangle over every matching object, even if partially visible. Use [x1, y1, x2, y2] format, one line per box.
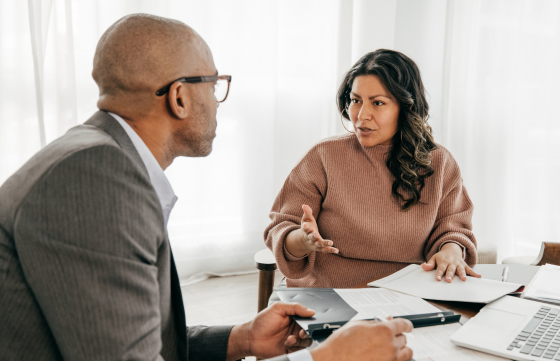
[167, 82, 191, 119]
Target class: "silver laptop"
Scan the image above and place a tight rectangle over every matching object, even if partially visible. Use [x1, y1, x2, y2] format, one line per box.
[451, 296, 560, 360]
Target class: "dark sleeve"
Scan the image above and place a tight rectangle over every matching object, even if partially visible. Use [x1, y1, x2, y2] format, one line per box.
[264, 146, 328, 280]
[424, 153, 477, 265]
[187, 325, 234, 360]
[14, 145, 167, 360]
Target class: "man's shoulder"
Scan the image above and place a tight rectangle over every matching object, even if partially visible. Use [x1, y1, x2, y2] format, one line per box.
[0, 123, 137, 231]
[3, 123, 122, 188]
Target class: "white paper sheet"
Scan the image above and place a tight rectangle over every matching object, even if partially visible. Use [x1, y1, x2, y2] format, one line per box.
[334, 288, 441, 320]
[522, 263, 560, 304]
[408, 323, 509, 361]
[368, 265, 523, 303]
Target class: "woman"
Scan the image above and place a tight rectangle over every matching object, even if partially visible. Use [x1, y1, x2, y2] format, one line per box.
[264, 49, 480, 288]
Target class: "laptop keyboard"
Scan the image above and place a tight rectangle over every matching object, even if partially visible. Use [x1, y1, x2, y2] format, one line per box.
[508, 306, 560, 359]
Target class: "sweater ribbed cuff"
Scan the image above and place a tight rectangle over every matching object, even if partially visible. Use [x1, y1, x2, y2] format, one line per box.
[439, 241, 466, 260]
[283, 242, 309, 261]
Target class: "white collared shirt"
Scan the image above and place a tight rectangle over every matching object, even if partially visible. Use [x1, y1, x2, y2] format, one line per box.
[109, 112, 313, 361]
[108, 112, 178, 227]
[287, 349, 313, 361]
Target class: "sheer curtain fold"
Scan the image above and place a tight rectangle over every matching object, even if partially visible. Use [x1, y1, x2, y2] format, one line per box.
[1, 0, 559, 285]
[27, 0, 77, 148]
[28, 0, 53, 148]
[442, 0, 560, 260]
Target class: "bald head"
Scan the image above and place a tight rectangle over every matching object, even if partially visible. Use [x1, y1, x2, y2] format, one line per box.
[93, 14, 214, 115]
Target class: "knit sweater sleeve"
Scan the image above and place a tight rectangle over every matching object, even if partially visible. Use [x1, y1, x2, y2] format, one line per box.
[264, 145, 327, 280]
[423, 150, 477, 266]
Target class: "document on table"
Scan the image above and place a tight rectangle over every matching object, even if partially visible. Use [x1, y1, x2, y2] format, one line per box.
[407, 323, 509, 361]
[522, 263, 560, 305]
[334, 288, 441, 320]
[368, 264, 523, 303]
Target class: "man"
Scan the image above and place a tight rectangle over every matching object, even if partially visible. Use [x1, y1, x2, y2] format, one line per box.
[0, 14, 413, 361]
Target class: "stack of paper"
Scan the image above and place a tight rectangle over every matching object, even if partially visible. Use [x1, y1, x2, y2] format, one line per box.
[522, 263, 560, 304]
[334, 288, 441, 320]
[368, 264, 523, 303]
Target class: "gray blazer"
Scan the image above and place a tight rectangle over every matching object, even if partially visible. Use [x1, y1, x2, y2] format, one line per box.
[0, 111, 234, 360]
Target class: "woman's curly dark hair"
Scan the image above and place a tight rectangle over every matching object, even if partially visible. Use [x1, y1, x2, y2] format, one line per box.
[336, 49, 437, 211]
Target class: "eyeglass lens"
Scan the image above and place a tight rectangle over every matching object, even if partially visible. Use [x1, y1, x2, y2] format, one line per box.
[214, 79, 229, 102]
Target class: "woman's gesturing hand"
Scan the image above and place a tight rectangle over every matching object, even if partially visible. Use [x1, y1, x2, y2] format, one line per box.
[421, 242, 480, 282]
[298, 204, 339, 254]
[284, 204, 339, 258]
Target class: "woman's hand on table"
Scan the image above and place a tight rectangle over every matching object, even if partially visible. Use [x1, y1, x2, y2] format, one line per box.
[421, 242, 481, 282]
[284, 204, 339, 258]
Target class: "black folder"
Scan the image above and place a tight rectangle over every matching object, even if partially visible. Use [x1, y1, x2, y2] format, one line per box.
[275, 287, 460, 342]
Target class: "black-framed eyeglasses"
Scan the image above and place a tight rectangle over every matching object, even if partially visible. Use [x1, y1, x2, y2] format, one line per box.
[155, 75, 232, 103]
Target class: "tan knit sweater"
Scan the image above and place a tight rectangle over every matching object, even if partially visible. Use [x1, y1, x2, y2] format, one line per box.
[264, 133, 477, 288]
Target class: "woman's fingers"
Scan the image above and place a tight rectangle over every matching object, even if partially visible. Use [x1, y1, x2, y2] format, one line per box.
[445, 264, 457, 283]
[456, 265, 467, 281]
[306, 232, 339, 254]
[306, 232, 327, 246]
[312, 237, 339, 253]
[300, 205, 339, 254]
[318, 246, 339, 254]
[301, 204, 315, 223]
[465, 265, 482, 278]
[435, 262, 448, 282]
[425, 246, 476, 283]
[309, 233, 329, 245]
[301, 221, 316, 235]
[421, 255, 436, 271]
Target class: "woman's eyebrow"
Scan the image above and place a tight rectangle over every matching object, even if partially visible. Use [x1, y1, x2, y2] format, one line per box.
[350, 92, 389, 100]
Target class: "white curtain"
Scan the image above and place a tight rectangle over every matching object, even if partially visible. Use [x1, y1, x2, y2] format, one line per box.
[1, 0, 559, 285]
[442, 0, 560, 260]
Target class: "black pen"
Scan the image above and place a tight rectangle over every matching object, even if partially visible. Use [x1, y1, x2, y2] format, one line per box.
[307, 318, 378, 333]
[394, 311, 460, 328]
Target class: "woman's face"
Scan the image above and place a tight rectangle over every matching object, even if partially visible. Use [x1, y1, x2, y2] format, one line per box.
[348, 75, 400, 147]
